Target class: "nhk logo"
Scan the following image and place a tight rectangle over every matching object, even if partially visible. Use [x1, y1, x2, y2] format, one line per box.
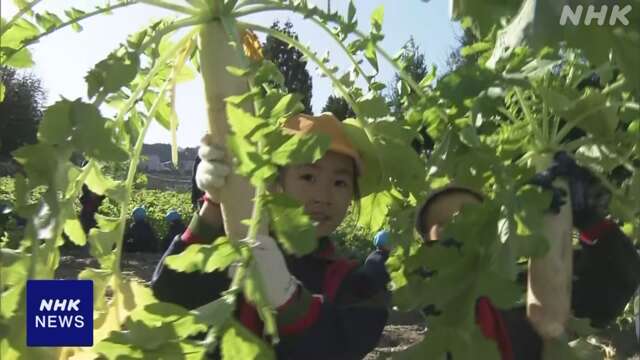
[35, 298, 85, 329]
[560, 3, 632, 26]
[26, 280, 93, 346]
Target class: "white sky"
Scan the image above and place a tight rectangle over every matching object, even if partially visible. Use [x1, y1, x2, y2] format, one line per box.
[2, 0, 461, 148]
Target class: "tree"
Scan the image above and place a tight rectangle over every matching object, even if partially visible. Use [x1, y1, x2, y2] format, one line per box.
[321, 95, 354, 121]
[386, 37, 433, 153]
[387, 37, 429, 121]
[0, 67, 46, 158]
[446, 27, 479, 71]
[263, 20, 313, 113]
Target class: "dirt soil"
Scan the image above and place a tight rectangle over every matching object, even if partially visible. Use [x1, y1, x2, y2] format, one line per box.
[56, 250, 639, 359]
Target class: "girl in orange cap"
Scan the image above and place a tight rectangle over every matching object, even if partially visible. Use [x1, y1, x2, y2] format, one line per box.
[152, 113, 390, 359]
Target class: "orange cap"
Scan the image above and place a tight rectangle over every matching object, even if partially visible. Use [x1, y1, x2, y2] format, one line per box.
[282, 112, 364, 175]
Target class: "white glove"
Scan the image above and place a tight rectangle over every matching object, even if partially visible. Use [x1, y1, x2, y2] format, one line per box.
[248, 234, 299, 308]
[195, 136, 231, 196]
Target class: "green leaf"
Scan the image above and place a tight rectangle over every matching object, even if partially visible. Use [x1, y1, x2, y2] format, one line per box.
[254, 60, 284, 86]
[0, 282, 25, 320]
[37, 100, 72, 145]
[0, 82, 5, 102]
[269, 93, 304, 121]
[363, 40, 378, 73]
[459, 126, 482, 148]
[355, 92, 388, 119]
[3, 48, 34, 68]
[118, 305, 206, 347]
[0, 249, 29, 287]
[461, 41, 493, 57]
[227, 103, 269, 140]
[221, 320, 276, 360]
[484, 0, 640, 92]
[370, 121, 426, 193]
[226, 65, 250, 77]
[143, 91, 171, 130]
[193, 297, 235, 327]
[564, 92, 619, 139]
[35, 12, 63, 32]
[370, 5, 384, 33]
[85, 50, 140, 99]
[11, 0, 28, 10]
[270, 132, 330, 167]
[358, 191, 393, 232]
[78, 268, 111, 311]
[63, 217, 87, 246]
[347, 0, 356, 23]
[12, 143, 71, 186]
[475, 271, 522, 308]
[265, 193, 316, 256]
[164, 237, 239, 273]
[64, 7, 86, 21]
[450, 0, 521, 37]
[438, 64, 498, 113]
[449, 326, 502, 360]
[67, 99, 129, 161]
[85, 163, 126, 203]
[225, 89, 260, 106]
[1, 18, 39, 48]
[87, 218, 121, 268]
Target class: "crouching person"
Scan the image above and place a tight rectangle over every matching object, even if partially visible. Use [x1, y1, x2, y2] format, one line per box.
[151, 113, 390, 360]
[123, 207, 159, 253]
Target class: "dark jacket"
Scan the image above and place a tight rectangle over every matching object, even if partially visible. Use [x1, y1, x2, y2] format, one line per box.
[123, 220, 158, 253]
[162, 220, 186, 251]
[79, 184, 105, 234]
[151, 214, 390, 360]
[479, 219, 640, 360]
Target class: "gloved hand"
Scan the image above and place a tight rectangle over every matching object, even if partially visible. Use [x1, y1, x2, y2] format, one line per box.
[195, 135, 231, 200]
[531, 151, 611, 230]
[247, 234, 299, 308]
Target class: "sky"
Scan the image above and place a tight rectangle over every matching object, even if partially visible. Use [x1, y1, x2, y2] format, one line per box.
[2, 0, 462, 148]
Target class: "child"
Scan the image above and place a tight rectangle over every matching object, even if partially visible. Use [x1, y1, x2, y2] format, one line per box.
[123, 207, 159, 253]
[161, 210, 185, 251]
[79, 184, 105, 234]
[152, 113, 390, 359]
[412, 153, 640, 359]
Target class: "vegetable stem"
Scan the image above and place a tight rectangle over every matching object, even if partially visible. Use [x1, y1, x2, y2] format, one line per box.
[114, 27, 199, 129]
[1, 0, 46, 36]
[112, 29, 197, 274]
[232, 2, 426, 97]
[138, 0, 200, 15]
[5, 1, 137, 63]
[136, 14, 212, 56]
[309, 17, 370, 84]
[242, 22, 361, 116]
[554, 104, 612, 144]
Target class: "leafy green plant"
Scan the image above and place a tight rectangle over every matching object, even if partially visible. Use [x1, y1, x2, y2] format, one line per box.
[1, 0, 638, 359]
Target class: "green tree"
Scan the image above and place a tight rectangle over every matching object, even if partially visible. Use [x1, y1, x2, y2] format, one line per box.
[263, 20, 313, 113]
[387, 37, 429, 121]
[386, 37, 433, 153]
[0, 67, 45, 158]
[321, 95, 354, 121]
[446, 27, 479, 71]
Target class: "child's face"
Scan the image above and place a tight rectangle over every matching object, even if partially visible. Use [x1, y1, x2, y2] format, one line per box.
[281, 151, 355, 238]
[421, 191, 481, 241]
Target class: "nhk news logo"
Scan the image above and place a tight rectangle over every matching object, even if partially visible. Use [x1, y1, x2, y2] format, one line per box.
[26, 280, 93, 347]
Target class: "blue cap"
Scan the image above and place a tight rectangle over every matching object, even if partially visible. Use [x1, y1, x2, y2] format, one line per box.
[165, 210, 181, 222]
[373, 230, 390, 249]
[132, 207, 146, 222]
